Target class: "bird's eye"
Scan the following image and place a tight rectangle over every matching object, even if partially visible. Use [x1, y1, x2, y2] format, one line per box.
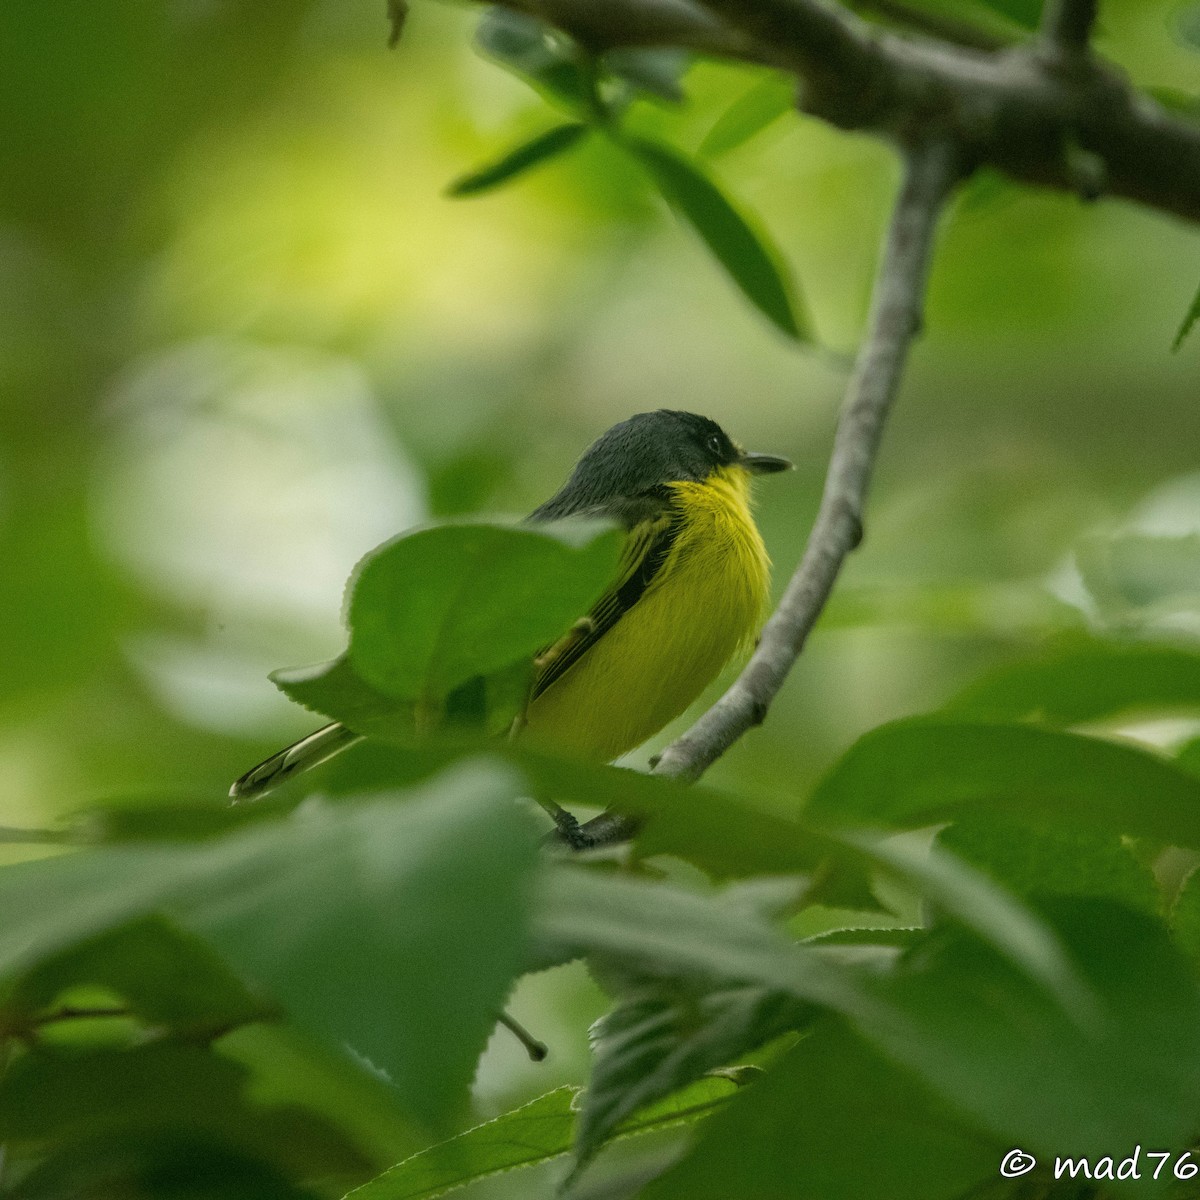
[707, 434, 724, 456]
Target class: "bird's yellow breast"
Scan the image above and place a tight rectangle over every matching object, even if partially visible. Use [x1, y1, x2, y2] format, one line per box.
[522, 465, 770, 763]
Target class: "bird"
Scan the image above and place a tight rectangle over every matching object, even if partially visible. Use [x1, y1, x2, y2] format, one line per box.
[230, 409, 791, 803]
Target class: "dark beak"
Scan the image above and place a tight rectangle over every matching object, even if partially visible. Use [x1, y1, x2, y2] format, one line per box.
[740, 451, 793, 475]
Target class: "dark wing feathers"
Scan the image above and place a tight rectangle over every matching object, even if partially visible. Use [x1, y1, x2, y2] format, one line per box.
[530, 505, 682, 701]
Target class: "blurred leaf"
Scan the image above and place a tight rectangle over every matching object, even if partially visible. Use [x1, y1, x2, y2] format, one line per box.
[830, 828, 1092, 1018]
[346, 1078, 737, 1200]
[808, 717, 1200, 848]
[622, 136, 807, 341]
[945, 638, 1200, 722]
[346, 520, 621, 713]
[0, 763, 541, 1129]
[1146, 85, 1200, 118]
[698, 75, 794, 158]
[1076, 531, 1200, 619]
[0, 1041, 369, 1181]
[447, 124, 588, 197]
[5, 914, 270, 1037]
[604, 47, 691, 103]
[868, 900, 1200, 1161]
[643, 1018, 999, 1200]
[1173, 276, 1200, 351]
[223, 1024, 425, 1168]
[973, 0, 1041, 28]
[272, 655, 413, 740]
[576, 981, 804, 1168]
[1172, 864, 1200, 963]
[183, 764, 541, 1126]
[1174, 2, 1200, 51]
[938, 816, 1160, 914]
[535, 867, 892, 1026]
[474, 7, 586, 109]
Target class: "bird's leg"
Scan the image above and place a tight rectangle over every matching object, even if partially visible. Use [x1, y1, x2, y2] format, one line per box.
[534, 795, 592, 850]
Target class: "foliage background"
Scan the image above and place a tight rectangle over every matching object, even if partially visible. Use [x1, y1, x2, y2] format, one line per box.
[4, 0, 1200, 1196]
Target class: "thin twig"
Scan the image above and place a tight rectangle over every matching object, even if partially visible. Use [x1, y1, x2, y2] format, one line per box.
[498, 1010, 549, 1061]
[654, 138, 961, 782]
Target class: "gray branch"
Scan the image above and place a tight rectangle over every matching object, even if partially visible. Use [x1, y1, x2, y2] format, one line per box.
[1040, 0, 1099, 54]
[480, 0, 1200, 227]
[650, 138, 960, 785]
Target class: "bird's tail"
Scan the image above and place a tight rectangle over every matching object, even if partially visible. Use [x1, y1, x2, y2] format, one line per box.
[229, 722, 363, 802]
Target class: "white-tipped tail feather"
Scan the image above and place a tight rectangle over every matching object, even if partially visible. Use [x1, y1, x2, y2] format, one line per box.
[229, 722, 362, 802]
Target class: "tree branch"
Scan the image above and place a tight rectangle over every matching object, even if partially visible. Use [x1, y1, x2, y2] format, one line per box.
[1040, 0, 1099, 55]
[654, 138, 960, 783]
[477, 0, 1200, 226]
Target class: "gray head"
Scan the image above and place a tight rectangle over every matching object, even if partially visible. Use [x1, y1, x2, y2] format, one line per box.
[530, 410, 791, 524]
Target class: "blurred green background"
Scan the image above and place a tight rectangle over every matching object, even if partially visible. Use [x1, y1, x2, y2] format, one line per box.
[3, 0, 1200, 1187]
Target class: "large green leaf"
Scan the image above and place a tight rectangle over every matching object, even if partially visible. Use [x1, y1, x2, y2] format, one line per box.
[622, 136, 808, 341]
[0, 762, 541, 1129]
[946, 639, 1200, 723]
[447, 124, 588, 197]
[181, 764, 541, 1126]
[4, 914, 271, 1038]
[344, 1078, 737, 1200]
[866, 900, 1200, 1163]
[643, 1017, 1000, 1200]
[808, 717, 1200, 848]
[346, 520, 621, 711]
[0, 1041, 370, 1184]
[938, 815, 1161, 915]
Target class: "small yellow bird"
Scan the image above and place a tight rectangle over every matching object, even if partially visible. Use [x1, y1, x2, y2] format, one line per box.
[231, 410, 790, 800]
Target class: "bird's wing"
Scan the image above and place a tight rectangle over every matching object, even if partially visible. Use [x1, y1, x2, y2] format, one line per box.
[530, 505, 682, 701]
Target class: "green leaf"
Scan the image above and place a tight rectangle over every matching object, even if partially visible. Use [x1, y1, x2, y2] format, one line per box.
[473, 7, 586, 110]
[5, 914, 271, 1037]
[972, 0, 1040, 28]
[447, 124, 588, 197]
[1173, 276, 1200, 351]
[223, 1023, 426, 1168]
[698, 75, 793, 158]
[808, 717, 1200, 849]
[946, 638, 1200, 723]
[576, 981, 804, 1167]
[622, 136, 807, 341]
[344, 1078, 737, 1200]
[643, 1018, 1000, 1200]
[867, 900, 1200, 1162]
[346, 520, 621, 711]
[0, 1041, 370, 1182]
[0, 762, 541, 1130]
[272, 654, 413, 739]
[1173, 863, 1200, 963]
[534, 867, 889, 1026]
[938, 816, 1161, 915]
[182, 764, 541, 1126]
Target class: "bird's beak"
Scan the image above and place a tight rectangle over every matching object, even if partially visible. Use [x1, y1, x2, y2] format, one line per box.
[740, 451, 793, 475]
